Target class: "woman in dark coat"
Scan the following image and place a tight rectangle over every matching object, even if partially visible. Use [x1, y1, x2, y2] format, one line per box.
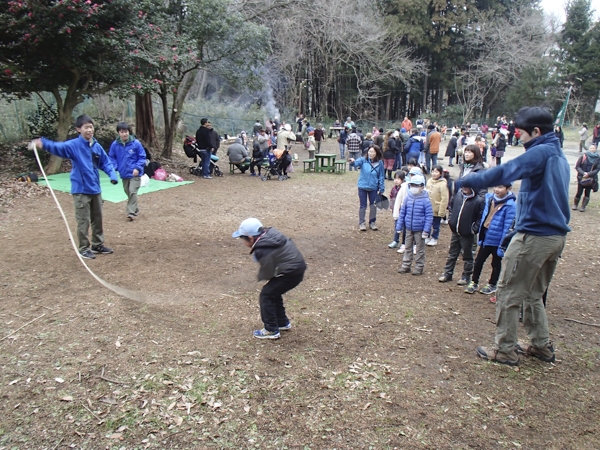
[444, 132, 459, 167]
[457, 144, 487, 198]
[573, 144, 600, 212]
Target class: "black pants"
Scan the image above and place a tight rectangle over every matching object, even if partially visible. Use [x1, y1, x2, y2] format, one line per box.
[443, 232, 474, 279]
[575, 184, 592, 198]
[472, 245, 502, 286]
[250, 158, 264, 174]
[260, 270, 305, 332]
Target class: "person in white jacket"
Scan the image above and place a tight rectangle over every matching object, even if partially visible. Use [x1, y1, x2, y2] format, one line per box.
[579, 123, 589, 153]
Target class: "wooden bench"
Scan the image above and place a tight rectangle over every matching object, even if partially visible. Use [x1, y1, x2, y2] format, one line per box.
[334, 160, 346, 173]
[229, 161, 250, 174]
[230, 160, 271, 174]
[303, 159, 316, 172]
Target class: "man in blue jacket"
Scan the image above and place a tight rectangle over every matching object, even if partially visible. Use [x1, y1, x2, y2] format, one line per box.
[109, 122, 147, 221]
[456, 107, 571, 366]
[33, 115, 119, 260]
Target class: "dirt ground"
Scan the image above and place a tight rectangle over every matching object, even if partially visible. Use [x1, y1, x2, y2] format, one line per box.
[1, 137, 600, 449]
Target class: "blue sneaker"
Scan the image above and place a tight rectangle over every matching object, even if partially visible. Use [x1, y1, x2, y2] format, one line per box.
[279, 322, 292, 331]
[250, 173, 257, 177]
[253, 328, 280, 339]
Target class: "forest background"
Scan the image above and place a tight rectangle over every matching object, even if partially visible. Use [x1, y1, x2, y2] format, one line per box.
[1, 0, 600, 171]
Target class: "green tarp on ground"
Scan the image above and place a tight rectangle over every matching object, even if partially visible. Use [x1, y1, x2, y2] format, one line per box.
[39, 172, 193, 203]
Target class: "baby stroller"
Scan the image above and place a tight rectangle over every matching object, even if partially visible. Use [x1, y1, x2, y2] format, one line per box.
[262, 149, 292, 181]
[183, 135, 223, 177]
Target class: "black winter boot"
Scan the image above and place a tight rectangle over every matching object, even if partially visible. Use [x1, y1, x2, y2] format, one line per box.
[572, 196, 581, 210]
[387, 170, 393, 180]
[580, 197, 590, 212]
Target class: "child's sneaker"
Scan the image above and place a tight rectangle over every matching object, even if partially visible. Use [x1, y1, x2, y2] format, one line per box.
[80, 249, 96, 260]
[388, 241, 399, 249]
[464, 281, 479, 294]
[456, 277, 469, 286]
[369, 222, 378, 231]
[279, 322, 292, 331]
[359, 223, 367, 231]
[91, 244, 114, 254]
[397, 244, 406, 254]
[253, 328, 280, 339]
[426, 238, 438, 246]
[438, 274, 452, 282]
[479, 284, 497, 295]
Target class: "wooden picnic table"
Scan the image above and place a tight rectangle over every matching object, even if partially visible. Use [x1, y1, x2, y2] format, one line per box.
[315, 153, 337, 173]
[329, 126, 344, 138]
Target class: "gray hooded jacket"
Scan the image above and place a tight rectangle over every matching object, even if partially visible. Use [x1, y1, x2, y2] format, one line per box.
[227, 138, 249, 163]
[251, 228, 306, 281]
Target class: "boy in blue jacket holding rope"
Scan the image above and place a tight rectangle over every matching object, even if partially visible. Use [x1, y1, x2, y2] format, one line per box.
[33, 115, 119, 260]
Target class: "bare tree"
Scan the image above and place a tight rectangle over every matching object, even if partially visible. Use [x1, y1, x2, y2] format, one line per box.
[454, 10, 551, 123]
[264, 0, 424, 118]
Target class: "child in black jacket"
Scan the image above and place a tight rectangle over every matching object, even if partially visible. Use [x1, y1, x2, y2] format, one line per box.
[249, 141, 264, 177]
[439, 187, 484, 285]
[233, 218, 306, 339]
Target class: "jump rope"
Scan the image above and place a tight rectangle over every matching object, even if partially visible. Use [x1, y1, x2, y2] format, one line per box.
[31, 141, 162, 303]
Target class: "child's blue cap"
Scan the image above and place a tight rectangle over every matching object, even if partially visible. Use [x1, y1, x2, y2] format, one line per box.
[232, 218, 263, 238]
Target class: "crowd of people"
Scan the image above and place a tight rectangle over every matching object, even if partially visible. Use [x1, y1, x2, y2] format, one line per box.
[341, 107, 582, 366]
[31, 105, 592, 365]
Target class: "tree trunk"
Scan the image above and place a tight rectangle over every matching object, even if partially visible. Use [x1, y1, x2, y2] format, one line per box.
[422, 73, 428, 114]
[385, 93, 391, 121]
[45, 88, 80, 174]
[162, 69, 200, 158]
[135, 93, 158, 150]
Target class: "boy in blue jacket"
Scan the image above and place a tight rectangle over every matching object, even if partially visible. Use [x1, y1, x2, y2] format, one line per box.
[33, 115, 119, 260]
[396, 174, 433, 275]
[465, 184, 516, 295]
[108, 122, 147, 221]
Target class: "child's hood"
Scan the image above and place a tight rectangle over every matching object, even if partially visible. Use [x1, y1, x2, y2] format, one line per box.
[252, 228, 287, 251]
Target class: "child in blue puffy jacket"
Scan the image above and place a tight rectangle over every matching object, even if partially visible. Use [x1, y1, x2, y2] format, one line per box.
[396, 174, 433, 275]
[109, 122, 147, 221]
[465, 184, 516, 295]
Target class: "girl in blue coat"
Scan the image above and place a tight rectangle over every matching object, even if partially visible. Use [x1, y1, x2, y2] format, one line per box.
[349, 145, 386, 231]
[465, 184, 516, 295]
[108, 122, 147, 221]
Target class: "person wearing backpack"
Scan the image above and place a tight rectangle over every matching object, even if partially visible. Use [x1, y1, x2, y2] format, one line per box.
[404, 129, 423, 166]
[573, 143, 600, 211]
